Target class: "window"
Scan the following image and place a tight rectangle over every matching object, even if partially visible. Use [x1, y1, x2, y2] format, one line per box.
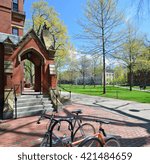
[12, 0, 18, 12]
[12, 27, 19, 36]
[49, 64, 56, 75]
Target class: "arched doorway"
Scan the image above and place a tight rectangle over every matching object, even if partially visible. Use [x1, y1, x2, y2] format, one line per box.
[19, 48, 45, 94]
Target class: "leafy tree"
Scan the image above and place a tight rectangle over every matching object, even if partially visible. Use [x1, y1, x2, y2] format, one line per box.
[58, 50, 79, 85]
[78, 0, 123, 94]
[113, 23, 144, 90]
[24, 60, 34, 86]
[31, 0, 71, 58]
[113, 65, 127, 85]
[134, 43, 150, 86]
[24, 0, 71, 83]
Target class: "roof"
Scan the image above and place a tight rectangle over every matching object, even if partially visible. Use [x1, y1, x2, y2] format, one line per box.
[17, 28, 48, 51]
[0, 32, 21, 45]
[0, 29, 55, 57]
[0, 30, 47, 49]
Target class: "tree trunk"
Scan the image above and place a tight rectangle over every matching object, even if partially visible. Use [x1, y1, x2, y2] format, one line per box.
[129, 64, 133, 91]
[101, 3, 106, 94]
[93, 66, 96, 88]
[83, 73, 85, 89]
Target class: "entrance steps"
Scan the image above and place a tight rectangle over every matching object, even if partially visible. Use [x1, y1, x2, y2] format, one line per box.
[14, 94, 54, 118]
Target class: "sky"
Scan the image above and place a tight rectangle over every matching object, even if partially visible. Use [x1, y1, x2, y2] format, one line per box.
[24, 0, 150, 49]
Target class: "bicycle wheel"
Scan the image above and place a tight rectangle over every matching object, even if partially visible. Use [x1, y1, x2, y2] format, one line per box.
[73, 123, 96, 141]
[78, 136, 103, 147]
[104, 138, 120, 147]
[40, 133, 50, 147]
[50, 119, 73, 147]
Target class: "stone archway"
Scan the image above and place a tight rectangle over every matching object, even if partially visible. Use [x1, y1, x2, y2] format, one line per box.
[19, 48, 45, 94]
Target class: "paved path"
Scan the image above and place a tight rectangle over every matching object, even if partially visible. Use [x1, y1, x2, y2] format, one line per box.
[62, 92, 150, 147]
[70, 93, 150, 122]
[0, 93, 150, 147]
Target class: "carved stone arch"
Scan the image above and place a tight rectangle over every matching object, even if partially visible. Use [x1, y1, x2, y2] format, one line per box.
[17, 47, 47, 93]
[18, 47, 45, 65]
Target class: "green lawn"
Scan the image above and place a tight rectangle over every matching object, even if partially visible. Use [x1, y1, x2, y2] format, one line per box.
[59, 84, 150, 103]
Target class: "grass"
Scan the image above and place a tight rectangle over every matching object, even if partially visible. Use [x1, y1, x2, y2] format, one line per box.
[59, 84, 150, 103]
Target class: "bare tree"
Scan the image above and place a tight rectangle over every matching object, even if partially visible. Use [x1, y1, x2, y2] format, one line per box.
[137, 0, 150, 14]
[78, 55, 91, 88]
[77, 0, 123, 94]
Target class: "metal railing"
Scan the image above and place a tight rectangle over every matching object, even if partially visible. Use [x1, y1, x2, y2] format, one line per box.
[4, 84, 19, 119]
[4, 88, 13, 104]
[13, 84, 20, 119]
[58, 85, 72, 99]
[41, 82, 61, 112]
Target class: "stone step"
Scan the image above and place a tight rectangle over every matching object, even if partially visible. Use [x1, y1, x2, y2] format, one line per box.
[22, 91, 42, 95]
[16, 100, 51, 108]
[17, 104, 52, 112]
[14, 93, 54, 118]
[17, 97, 50, 103]
[15, 108, 53, 118]
[19, 94, 49, 99]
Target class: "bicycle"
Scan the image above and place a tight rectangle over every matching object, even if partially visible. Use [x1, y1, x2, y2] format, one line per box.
[37, 109, 96, 147]
[69, 109, 96, 141]
[77, 119, 120, 147]
[37, 110, 72, 147]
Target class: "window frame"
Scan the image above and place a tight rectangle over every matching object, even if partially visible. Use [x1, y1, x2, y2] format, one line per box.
[12, 0, 19, 12]
[12, 27, 19, 36]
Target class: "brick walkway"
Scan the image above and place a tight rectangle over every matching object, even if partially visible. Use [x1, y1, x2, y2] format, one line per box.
[0, 102, 150, 147]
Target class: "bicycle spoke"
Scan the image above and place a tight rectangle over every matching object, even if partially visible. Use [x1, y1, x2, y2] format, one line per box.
[104, 138, 120, 147]
[51, 120, 72, 147]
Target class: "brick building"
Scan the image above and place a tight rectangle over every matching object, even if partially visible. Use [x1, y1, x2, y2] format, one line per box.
[0, 0, 57, 119]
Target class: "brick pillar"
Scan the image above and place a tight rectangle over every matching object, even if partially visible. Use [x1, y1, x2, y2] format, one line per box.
[50, 75, 57, 89]
[42, 64, 50, 94]
[0, 44, 4, 119]
[34, 65, 41, 92]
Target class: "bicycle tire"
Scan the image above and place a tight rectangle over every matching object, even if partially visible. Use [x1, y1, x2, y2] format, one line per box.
[50, 119, 73, 147]
[40, 133, 50, 147]
[73, 123, 96, 141]
[78, 136, 103, 147]
[104, 137, 120, 147]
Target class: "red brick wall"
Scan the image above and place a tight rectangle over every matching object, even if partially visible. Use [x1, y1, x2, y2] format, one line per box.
[51, 75, 57, 89]
[18, 0, 24, 12]
[0, 0, 25, 36]
[0, 0, 11, 8]
[0, 2, 11, 34]
[0, 44, 4, 119]
[4, 74, 13, 89]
